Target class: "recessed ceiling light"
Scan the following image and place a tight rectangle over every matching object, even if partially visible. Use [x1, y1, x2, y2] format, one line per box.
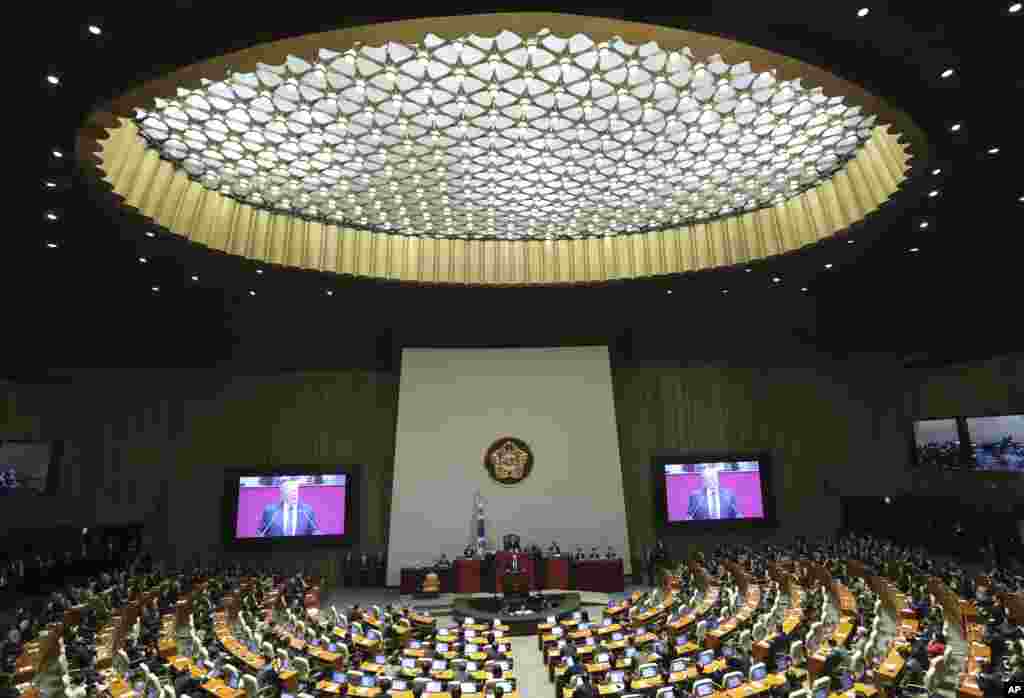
[138, 257, 148, 263]
[88, 24, 102, 35]
[857, 7, 870, 17]
[145, 231, 156, 238]
[884, 496, 892, 504]
[1010, 2, 1022, 13]
[191, 275, 199, 282]
[931, 168, 942, 176]
[846, 238, 855, 244]
[908, 247, 920, 253]
[950, 123, 962, 132]
[151, 286, 160, 293]
[721, 289, 729, 294]
[326, 290, 334, 296]
[928, 190, 940, 198]
[45, 212, 58, 221]
[44, 180, 57, 189]
[919, 221, 929, 229]
[249, 290, 257, 296]
[46, 242, 59, 249]
[256, 268, 264, 275]
[800, 287, 808, 292]
[744, 268, 752, 273]
[1019, 195, 1024, 202]
[940, 68, 955, 79]
[46, 75, 60, 86]
[666, 289, 673, 295]
[824, 263, 833, 269]
[772, 277, 781, 283]
[987, 147, 1000, 155]
[51, 149, 63, 158]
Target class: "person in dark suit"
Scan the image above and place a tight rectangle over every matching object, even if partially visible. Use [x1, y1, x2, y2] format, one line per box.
[258, 478, 319, 537]
[687, 467, 740, 520]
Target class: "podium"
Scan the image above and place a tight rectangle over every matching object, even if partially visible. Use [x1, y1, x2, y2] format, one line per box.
[455, 559, 482, 593]
[503, 571, 529, 596]
[494, 552, 536, 593]
[546, 558, 570, 589]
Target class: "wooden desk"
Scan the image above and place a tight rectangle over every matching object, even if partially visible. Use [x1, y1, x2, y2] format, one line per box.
[630, 675, 665, 691]
[875, 648, 905, 686]
[347, 686, 383, 698]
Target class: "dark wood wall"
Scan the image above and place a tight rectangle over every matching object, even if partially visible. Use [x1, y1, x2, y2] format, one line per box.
[4, 352, 1017, 573]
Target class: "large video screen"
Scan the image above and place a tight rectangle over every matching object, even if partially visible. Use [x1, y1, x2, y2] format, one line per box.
[664, 461, 765, 522]
[0, 441, 53, 494]
[967, 415, 1024, 472]
[234, 474, 347, 539]
[912, 418, 963, 469]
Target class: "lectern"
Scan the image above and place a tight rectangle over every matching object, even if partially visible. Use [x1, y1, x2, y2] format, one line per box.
[502, 571, 529, 597]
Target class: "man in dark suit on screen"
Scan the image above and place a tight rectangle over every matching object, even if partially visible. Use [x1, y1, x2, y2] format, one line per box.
[258, 478, 319, 536]
[687, 466, 740, 520]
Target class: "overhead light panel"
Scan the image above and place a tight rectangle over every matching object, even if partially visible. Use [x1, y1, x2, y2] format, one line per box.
[88, 24, 102, 35]
[940, 68, 955, 79]
[857, 7, 870, 17]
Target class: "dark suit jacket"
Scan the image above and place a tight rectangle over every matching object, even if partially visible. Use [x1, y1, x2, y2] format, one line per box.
[258, 502, 319, 537]
[687, 488, 740, 520]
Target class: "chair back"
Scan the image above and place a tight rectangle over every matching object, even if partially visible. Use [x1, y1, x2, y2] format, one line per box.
[851, 651, 865, 678]
[739, 629, 753, 653]
[276, 648, 290, 668]
[695, 620, 707, 643]
[261, 642, 274, 661]
[292, 656, 310, 681]
[790, 641, 805, 665]
[811, 677, 830, 696]
[241, 673, 259, 698]
[788, 690, 809, 698]
[923, 666, 937, 692]
[692, 679, 713, 698]
[163, 685, 175, 698]
[116, 649, 130, 675]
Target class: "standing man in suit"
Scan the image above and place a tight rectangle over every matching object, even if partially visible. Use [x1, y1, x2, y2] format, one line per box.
[687, 466, 740, 520]
[258, 478, 319, 537]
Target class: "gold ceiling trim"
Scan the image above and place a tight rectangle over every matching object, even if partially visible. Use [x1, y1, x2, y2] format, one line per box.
[76, 13, 919, 286]
[92, 119, 908, 285]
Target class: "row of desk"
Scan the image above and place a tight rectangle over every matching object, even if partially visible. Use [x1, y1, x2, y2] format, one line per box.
[400, 558, 625, 595]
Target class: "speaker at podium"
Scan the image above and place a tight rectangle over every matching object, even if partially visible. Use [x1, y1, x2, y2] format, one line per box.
[503, 534, 522, 552]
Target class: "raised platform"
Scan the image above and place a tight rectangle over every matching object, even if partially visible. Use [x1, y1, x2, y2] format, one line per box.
[451, 591, 582, 636]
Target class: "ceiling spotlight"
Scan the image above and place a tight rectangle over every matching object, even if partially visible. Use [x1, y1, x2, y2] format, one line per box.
[88, 24, 102, 35]
[666, 289, 673, 295]
[138, 256, 148, 263]
[256, 268, 264, 275]
[1010, 2, 1022, 13]
[145, 231, 156, 238]
[45, 211, 58, 221]
[847, 238, 855, 244]
[46, 74, 60, 86]
[772, 277, 781, 283]
[744, 268, 752, 273]
[46, 242, 59, 249]
[884, 496, 892, 504]
[950, 123, 962, 132]
[800, 287, 808, 292]
[940, 68, 955, 79]
[908, 247, 920, 253]
[987, 147, 1000, 155]
[928, 190, 940, 198]
[249, 290, 257, 296]
[721, 289, 729, 294]
[151, 286, 160, 293]
[44, 180, 57, 189]
[919, 221, 929, 229]
[824, 263, 833, 269]
[51, 149, 63, 158]
[857, 7, 870, 17]
[191, 275, 199, 282]
[1019, 195, 1024, 202]
[931, 168, 942, 176]
[326, 290, 334, 297]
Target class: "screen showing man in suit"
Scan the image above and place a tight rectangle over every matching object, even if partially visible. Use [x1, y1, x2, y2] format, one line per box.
[233, 475, 347, 538]
[664, 462, 765, 522]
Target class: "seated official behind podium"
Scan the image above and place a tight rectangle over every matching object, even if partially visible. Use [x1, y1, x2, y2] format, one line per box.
[258, 478, 319, 537]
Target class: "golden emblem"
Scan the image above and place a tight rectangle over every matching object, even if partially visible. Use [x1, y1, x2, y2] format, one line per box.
[484, 437, 534, 484]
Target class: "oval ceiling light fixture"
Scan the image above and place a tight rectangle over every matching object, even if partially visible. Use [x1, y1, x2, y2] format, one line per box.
[80, 13, 920, 285]
[857, 7, 871, 17]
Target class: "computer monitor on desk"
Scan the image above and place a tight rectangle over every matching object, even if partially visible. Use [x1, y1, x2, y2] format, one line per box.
[427, 681, 443, 693]
[749, 663, 767, 682]
[360, 676, 375, 688]
[697, 649, 715, 667]
[676, 634, 688, 645]
[609, 671, 625, 684]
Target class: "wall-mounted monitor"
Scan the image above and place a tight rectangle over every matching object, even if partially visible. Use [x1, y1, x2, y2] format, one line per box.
[0, 440, 62, 495]
[652, 452, 776, 530]
[222, 466, 358, 547]
[967, 415, 1024, 472]
[912, 418, 964, 469]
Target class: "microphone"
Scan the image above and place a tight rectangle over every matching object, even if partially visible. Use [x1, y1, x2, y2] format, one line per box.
[259, 510, 279, 538]
[303, 509, 320, 535]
